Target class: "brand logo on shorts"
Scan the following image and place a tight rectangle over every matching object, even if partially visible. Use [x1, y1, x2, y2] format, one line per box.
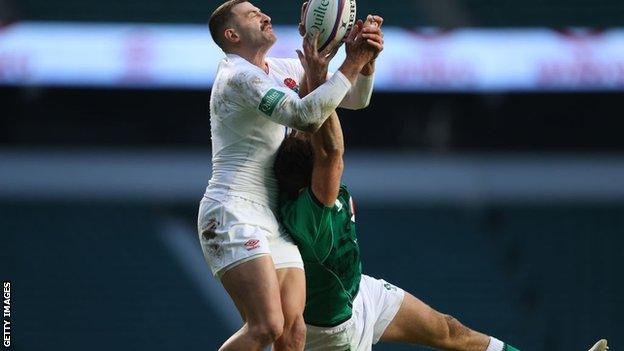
[244, 239, 261, 251]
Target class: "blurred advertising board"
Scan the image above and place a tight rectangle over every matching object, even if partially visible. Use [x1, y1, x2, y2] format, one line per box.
[1, 22, 623, 91]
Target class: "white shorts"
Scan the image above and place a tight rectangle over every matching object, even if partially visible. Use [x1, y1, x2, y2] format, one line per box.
[197, 194, 304, 278]
[305, 275, 405, 351]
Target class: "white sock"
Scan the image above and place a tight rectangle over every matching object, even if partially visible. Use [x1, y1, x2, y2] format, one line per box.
[485, 337, 505, 351]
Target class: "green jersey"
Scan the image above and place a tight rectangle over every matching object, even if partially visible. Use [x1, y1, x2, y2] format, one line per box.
[279, 185, 362, 327]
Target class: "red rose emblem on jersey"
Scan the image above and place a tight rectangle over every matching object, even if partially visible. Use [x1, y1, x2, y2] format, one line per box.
[284, 78, 300, 93]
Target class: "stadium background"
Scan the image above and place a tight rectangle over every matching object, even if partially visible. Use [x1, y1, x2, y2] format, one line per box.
[1, 0, 623, 350]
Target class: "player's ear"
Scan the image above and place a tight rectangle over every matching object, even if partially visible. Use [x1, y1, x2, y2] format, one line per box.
[224, 28, 240, 44]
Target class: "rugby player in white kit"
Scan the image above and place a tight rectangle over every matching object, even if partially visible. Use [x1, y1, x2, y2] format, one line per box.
[197, 1, 383, 350]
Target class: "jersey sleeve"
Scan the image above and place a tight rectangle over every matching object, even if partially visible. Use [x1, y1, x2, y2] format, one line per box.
[230, 66, 351, 132]
[280, 188, 334, 262]
[330, 72, 374, 110]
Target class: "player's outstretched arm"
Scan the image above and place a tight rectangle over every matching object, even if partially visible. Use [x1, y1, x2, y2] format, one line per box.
[230, 29, 371, 133]
[231, 62, 350, 133]
[300, 34, 344, 207]
[309, 111, 344, 206]
[339, 15, 384, 110]
[296, 2, 381, 110]
[296, 1, 379, 85]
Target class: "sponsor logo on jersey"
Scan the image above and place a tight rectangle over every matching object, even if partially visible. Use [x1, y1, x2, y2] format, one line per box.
[284, 78, 300, 93]
[244, 239, 261, 251]
[259, 88, 286, 116]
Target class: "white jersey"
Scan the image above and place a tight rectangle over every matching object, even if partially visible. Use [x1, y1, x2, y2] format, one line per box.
[206, 53, 363, 210]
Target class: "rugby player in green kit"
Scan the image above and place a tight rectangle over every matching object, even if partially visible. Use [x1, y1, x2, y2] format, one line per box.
[273, 25, 608, 351]
[273, 109, 609, 351]
[273, 110, 521, 351]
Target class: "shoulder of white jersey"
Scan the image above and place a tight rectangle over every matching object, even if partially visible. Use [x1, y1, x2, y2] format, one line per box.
[217, 55, 256, 78]
[216, 62, 263, 94]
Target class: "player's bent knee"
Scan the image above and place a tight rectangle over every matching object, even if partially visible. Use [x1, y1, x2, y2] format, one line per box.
[440, 315, 473, 350]
[275, 314, 306, 349]
[289, 315, 307, 346]
[282, 302, 305, 328]
[249, 316, 285, 345]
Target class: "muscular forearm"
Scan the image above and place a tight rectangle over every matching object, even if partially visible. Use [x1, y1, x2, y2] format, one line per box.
[311, 111, 344, 158]
[309, 91, 344, 207]
[338, 58, 365, 85]
[298, 73, 310, 98]
[308, 76, 344, 159]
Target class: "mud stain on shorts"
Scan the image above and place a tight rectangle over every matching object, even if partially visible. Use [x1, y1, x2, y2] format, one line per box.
[201, 218, 219, 240]
[201, 218, 223, 259]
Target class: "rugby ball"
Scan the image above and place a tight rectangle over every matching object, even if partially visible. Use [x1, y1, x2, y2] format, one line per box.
[304, 0, 357, 51]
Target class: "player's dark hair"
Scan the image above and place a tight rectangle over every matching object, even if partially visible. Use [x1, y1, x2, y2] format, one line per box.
[274, 132, 314, 200]
[209, 0, 247, 50]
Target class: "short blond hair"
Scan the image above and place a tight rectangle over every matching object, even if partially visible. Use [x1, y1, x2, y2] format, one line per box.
[208, 0, 247, 50]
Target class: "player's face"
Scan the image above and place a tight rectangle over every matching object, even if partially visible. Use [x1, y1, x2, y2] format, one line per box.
[230, 2, 277, 50]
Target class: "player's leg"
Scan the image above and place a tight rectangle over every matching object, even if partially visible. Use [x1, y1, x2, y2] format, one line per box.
[269, 228, 307, 351]
[219, 255, 285, 351]
[198, 196, 289, 351]
[380, 292, 515, 351]
[273, 267, 307, 351]
[198, 196, 306, 350]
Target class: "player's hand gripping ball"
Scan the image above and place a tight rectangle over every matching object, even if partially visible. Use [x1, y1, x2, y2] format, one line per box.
[303, 0, 357, 51]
